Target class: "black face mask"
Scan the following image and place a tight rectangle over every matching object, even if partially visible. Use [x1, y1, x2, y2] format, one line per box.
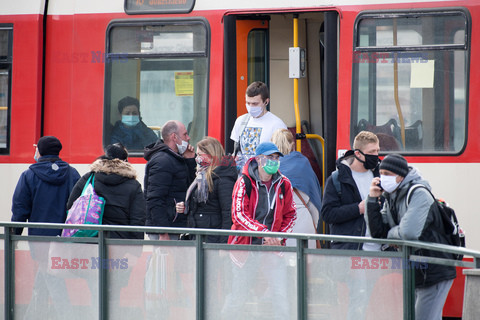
[355, 149, 379, 170]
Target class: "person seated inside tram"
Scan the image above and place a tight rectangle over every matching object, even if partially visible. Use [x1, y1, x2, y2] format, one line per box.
[110, 96, 158, 151]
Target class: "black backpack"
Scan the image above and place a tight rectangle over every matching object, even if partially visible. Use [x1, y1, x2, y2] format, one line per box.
[407, 184, 466, 260]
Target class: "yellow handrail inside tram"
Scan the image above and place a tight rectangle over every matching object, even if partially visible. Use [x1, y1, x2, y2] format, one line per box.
[293, 15, 302, 152]
[305, 134, 325, 190]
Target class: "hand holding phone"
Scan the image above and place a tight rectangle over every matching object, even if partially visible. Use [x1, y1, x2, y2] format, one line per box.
[369, 177, 383, 197]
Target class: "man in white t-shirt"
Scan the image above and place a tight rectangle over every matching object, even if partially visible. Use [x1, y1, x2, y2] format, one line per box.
[230, 81, 287, 170]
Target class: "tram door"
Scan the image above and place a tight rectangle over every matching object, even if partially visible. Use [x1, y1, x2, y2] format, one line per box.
[224, 16, 268, 154]
[234, 19, 269, 117]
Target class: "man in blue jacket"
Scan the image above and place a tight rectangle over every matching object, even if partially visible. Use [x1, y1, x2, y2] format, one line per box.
[11, 135, 80, 319]
[12, 135, 80, 235]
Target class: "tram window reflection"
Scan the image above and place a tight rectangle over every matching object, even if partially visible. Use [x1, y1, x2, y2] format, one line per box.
[103, 20, 209, 155]
[0, 27, 12, 154]
[352, 10, 469, 154]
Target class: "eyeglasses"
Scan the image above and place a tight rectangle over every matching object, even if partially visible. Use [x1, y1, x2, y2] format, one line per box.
[263, 154, 280, 161]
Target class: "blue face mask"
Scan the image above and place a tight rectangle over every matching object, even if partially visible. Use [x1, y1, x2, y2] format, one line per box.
[122, 115, 140, 127]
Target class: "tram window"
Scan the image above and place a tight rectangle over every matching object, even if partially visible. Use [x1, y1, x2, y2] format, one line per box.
[104, 20, 209, 155]
[0, 27, 12, 154]
[352, 11, 469, 154]
[247, 29, 267, 84]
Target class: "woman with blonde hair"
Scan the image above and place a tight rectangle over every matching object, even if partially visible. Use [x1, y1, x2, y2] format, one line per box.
[176, 137, 237, 243]
[271, 129, 322, 248]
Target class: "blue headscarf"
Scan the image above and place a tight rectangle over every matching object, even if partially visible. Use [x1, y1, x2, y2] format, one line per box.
[279, 151, 322, 211]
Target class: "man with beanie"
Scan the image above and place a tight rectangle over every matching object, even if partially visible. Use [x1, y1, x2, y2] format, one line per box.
[110, 96, 158, 151]
[366, 154, 456, 320]
[11, 135, 80, 319]
[12, 136, 80, 235]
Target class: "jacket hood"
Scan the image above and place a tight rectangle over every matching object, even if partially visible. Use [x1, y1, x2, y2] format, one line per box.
[397, 166, 430, 190]
[144, 140, 183, 162]
[29, 158, 71, 185]
[384, 166, 431, 200]
[90, 158, 137, 179]
[213, 156, 238, 181]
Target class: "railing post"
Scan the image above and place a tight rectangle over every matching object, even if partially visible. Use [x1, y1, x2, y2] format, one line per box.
[196, 235, 205, 320]
[4, 227, 14, 319]
[402, 245, 415, 320]
[99, 230, 107, 320]
[297, 238, 306, 319]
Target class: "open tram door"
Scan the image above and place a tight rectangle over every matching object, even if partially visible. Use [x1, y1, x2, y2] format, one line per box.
[223, 11, 339, 239]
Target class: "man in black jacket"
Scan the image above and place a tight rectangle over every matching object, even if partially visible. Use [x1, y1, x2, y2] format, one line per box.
[144, 120, 196, 240]
[321, 131, 380, 250]
[320, 131, 380, 320]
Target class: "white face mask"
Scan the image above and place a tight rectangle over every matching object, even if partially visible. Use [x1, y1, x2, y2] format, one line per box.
[246, 104, 264, 118]
[34, 148, 39, 162]
[176, 135, 189, 154]
[380, 174, 400, 193]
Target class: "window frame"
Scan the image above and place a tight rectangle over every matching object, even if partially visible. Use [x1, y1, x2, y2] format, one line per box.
[0, 24, 13, 155]
[351, 8, 471, 156]
[103, 18, 210, 156]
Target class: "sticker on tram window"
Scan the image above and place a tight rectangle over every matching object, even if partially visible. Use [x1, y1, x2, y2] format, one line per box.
[175, 72, 193, 96]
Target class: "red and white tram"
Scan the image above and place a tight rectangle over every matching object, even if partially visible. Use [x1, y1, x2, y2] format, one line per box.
[0, 0, 478, 316]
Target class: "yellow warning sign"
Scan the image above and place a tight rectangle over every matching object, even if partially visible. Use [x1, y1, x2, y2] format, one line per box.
[175, 72, 194, 96]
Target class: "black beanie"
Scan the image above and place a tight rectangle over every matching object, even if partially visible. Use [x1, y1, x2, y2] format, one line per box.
[379, 154, 408, 177]
[37, 136, 62, 156]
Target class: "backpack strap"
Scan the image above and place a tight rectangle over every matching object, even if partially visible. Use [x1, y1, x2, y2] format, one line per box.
[331, 170, 341, 196]
[242, 173, 286, 198]
[233, 114, 251, 156]
[406, 184, 432, 206]
[242, 174, 252, 197]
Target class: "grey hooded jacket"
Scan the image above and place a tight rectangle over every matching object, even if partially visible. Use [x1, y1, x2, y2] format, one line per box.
[366, 166, 456, 287]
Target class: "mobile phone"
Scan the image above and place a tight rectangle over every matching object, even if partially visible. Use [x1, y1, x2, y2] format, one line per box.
[377, 181, 383, 191]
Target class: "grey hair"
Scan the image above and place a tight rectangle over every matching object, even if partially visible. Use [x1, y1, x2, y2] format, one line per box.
[161, 120, 179, 142]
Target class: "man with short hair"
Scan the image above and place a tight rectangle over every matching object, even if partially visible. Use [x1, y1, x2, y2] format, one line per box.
[222, 142, 296, 320]
[319, 131, 381, 320]
[366, 154, 456, 320]
[144, 120, 196, 240]
[230, 81, 287, 170]
[321, 131, 381, 250]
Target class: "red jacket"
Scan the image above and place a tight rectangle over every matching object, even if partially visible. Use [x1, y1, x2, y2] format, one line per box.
[228, 158, 296, 246]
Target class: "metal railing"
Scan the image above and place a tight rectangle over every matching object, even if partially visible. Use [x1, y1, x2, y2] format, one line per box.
[2, 222, 479, 320]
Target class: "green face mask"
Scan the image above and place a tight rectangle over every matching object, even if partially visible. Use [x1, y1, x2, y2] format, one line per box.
[262, 159, 280, 175]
